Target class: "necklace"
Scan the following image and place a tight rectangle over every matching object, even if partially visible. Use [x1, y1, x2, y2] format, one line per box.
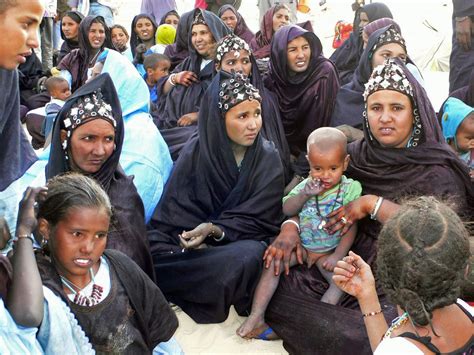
[60, 267, 104, 307]
[383, 312, 409, 339]
[315, 184, 342, 230]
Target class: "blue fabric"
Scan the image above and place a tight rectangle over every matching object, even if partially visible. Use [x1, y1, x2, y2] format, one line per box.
[153, 337, 184, 355]
[88, 2, 114, 27]
[144, 74, 159, 104]
[441, 97, 474, 141]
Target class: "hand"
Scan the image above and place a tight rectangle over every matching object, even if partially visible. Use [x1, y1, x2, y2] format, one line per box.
[177, 112, 198, 126]
[16, 187, 47, 236]
[179, 222, 212, 249]
[263, 221, 303, 276]
[332, 251, 375, 299]
[175, 71, 199, 87]
[321, 253, 341, 272]
[326, 195, 376, 236]
[455, 16, 472, 51]
[133, 44, 147, 64]
[302, 178, 323, 197]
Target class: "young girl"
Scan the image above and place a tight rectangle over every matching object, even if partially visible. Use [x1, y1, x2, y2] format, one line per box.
[237, 127, 361, 339]
[110, 24, 133, 62]
[35, 173, 179, 353]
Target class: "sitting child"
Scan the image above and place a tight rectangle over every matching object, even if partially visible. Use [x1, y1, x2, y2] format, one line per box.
[441, 97, 474, 178]
[143, 53, 171, 115]
[237, 127, 362, 339]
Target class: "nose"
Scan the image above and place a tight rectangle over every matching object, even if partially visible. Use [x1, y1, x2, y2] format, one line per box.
[296, 49, 304, 59]
[93, 141, 106, 156]
[27, 29, 40, 49]
[80, 237, 94, 254]
[234, 63, 243, 73]
[379, 109, 392, 123]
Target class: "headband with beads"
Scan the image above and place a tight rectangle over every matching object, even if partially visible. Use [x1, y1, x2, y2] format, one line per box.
[372, 27, 407, 54]
[216, 34, 251, 63]
[192, 11, 207, 26]
[218, 72, 261, 115]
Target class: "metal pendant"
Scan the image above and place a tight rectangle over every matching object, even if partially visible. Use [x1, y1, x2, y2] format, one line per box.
[318, 220, 326, 230]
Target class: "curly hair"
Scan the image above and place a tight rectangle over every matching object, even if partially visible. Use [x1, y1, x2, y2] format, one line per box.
[377, 196, 470, 327]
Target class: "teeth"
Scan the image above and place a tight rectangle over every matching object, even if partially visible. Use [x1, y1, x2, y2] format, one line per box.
[76, 259, 89, 264]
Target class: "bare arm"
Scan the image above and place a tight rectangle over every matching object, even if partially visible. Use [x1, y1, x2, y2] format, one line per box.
[283, 178, 323, 216]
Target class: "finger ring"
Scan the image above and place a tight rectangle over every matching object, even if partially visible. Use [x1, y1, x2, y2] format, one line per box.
[340, 216, 347, 225]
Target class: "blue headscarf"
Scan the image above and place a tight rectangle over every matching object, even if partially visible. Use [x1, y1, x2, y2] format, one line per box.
[441, 97, 474, 145]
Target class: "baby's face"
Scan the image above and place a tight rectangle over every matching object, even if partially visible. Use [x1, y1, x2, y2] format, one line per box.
[455, 116, 474, 154]
[51, 81, 71, 101]
[307, 145, 348, 191]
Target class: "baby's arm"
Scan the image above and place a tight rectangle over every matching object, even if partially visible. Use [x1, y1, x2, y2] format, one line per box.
[322, 223, 357, 272]
[283, 178, 323, 216]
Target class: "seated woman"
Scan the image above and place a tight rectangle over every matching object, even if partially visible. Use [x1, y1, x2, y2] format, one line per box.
[58, 11, 85, 64]
[334, 197, 473, 354]
[155, 8, 229, 160]
[46, 73, 155, 280]
[215, 34, 291, 183]
[164, 10, 194, 71]
[35, 173, 179, 353]
[57, 15, 112, 93]
[160, 9, 180, 28]
[263, 58, 473, 354]
[218, 4, 254, 44]
[330, 2, 393, 86]
[264, 24, 339, 188]
[147, 72, 285, 323]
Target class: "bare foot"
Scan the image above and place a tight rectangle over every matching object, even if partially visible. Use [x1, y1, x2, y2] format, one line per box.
[237, 316, 278, 340]
[322, 253, 343, 272]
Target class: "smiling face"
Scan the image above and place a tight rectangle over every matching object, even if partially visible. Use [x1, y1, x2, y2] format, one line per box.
[164, 14, 180, 29]
[220, 9, 237, 30]
[0, 0, 44, 69]
[191, 24, 216, 59]
[61, 119, 115, 174]
[111, 27, 128, 51]
[307, 145, 349, 191]
[225, 99, 262, 147]
[372, 43, 407, 68]
[272, 8, 290, 33]
[286, 35, 311, 73]
[367, 90, 414, 148]
[217, 49, 252, 75]
[88, 21, 106, 49]
[62, 15, 80, 41]
[135, 17, 154, 41]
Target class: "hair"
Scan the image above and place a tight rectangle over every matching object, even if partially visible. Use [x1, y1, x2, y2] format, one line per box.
[306, 127, 348, 157]
[273, 4, 290, 15]
[44, 76, 69, 94]
[0, 0, 17, 15]
[377, 196, 470, 327]
[110, 24, 129, 39]
[143, 53, 170, 70]
[37, 173, 112, 227]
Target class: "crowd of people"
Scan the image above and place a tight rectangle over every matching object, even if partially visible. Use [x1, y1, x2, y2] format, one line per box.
[0, 0, 472, 353]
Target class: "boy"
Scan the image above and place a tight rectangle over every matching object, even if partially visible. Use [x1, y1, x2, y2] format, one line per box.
[237, 127, 362, 340]
[42, 76, 71, 142]
[143, 53, 171, 106]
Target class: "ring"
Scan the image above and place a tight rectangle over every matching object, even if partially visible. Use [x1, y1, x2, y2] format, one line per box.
[340, 217, 348, 225]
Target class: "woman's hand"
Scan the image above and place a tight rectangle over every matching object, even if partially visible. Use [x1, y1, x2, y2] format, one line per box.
[16, 187, 47, 237]
[263, 220, 303, 276]
[326, 195, 377, 235]
[179, 222, 212, 250]
[177, 112, 198, 126]
[175, 71, 199, 87]
[333, 251, 375, 299]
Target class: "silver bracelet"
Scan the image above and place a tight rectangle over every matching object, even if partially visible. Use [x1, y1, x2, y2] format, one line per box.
[15, 234, 36, 245]
[168, 73, 177, 86]
[213, 231, 225, 242]
[370, 197, 384, 220]
[455, 16, 469, 22]
[281, 219, 300, 233]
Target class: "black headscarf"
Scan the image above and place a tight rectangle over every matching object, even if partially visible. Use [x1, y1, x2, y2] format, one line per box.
[57, 15, 112, 92]
[46, 73, 155, 280]
[58, 11, 85, 63]
[164, 10, 193, 70]
[0, 69, 37, 191]
[217, 5, 254, 44]
[148, 71, 284, 252]
[130, 14, 158, 57]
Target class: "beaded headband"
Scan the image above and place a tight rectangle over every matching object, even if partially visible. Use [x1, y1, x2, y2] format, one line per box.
[218, 72, 261, 115]
[372, 27, 406, 54]
[216, 34, 251, 62]
[192, 12, 206, 26]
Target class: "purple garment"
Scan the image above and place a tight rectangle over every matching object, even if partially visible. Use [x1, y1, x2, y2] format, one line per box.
[163, 10, 193, 70]
[140, 0, 177, 24]
[217, 5, 254, 44]
[266, 59, 473, 355]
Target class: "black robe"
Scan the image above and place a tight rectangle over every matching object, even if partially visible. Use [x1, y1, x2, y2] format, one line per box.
[46, 73, 155, 281]
[147, 71, 285, 323]
[163, 10, 193, 71]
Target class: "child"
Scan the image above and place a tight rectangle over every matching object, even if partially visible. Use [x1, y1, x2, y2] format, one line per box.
[143, 53, 171, 107]
[42, 76, 71, 143]
[441, 97, 474, 178]
[110, 24, 133, 62]
[237, 127, 362, 339]
[149, 24, 177, 54]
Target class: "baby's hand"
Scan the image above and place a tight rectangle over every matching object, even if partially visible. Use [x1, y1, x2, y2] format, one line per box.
[321, 253, 341, 272]
[302, 178, 323, 197]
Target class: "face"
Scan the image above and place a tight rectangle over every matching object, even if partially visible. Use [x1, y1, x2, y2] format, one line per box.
[147, 60, 170, 83]
[164, 14, 179, 29]
[191, 24, 216, 60]
[455, 116, 474, 153]
[0, 0, 44, 69]
[359, 12, 369, 28]
[272, 8, 290, 33]
[225, 99, 262, 147]
[88, 22, 106, 49]
[307, 146, 349, 191]
[372, 43, 407, 68]
[41, 207, 109, 287]
[51, 81, 72, 101]
[111, 27, 128, 50]
[362, 30, 369, 48]
[217, 49, 251, 76]
[62, 15, 80, 41]
[367, 90, 414, 148]
[61, 119, 115, 174]
[135, 17, 154, 41]
[286, 36, 311, 73]
[220, 9, 237, 30]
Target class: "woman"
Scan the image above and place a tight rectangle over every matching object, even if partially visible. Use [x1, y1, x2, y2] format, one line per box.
[215, 34, 291, 183]
[147, 72, 285, 323]
[58, 11, 85, 64]
[330, 2, 393, 85]
[331, 24, 409, 129]
[159, 9, 180, 28]
[263, 58, 473, 354]
[164, 10, 194, 70]
[57, 15, 112, 93]
[362, 17, 400, 49]
[334, 197, 473, 353]
[46, 73, 156, 281]
[250, 4, 290, 60]
[218, 4, 254, 44]
[130, 14, 158, 58]
[264, 24, 339, 184]
[110, 24, 133, 62]
[155, 8, 230, 160]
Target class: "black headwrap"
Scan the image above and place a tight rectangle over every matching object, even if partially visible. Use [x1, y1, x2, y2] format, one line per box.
[58, 11, 85, 63]
[130, 14, 158, 57]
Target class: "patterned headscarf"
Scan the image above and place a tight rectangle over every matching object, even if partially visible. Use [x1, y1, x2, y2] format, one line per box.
[363, 58, 422, 147]
[218, 72, 261, 115]
[192, 11, 207, 26]
[372, 27, 406, 54]
[215, 34, 251, 63]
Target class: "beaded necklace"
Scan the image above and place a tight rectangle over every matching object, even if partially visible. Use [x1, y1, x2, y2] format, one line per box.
[60, 268, 104, 307]
[383, 312, 409, 339]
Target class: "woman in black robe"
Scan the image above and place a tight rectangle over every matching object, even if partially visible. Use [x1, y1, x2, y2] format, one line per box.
[218, 5, 254, 44]
[329, 2, 393, 85]
[164, 10, 194, 70]
[155, 8, 230, 160]
[147, 71, 285, 323]
[58, 11, 85, 64]
[46, 73, 155, 281]
[264, 58, 473, 354]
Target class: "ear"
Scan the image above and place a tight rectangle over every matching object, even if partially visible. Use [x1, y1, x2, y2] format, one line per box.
[60, 129, 67, 144]
[215, 62, 221, 71]
[343, 154, 350, 171]
[305, 154, 309, 162]
[37, 218, 51, 242]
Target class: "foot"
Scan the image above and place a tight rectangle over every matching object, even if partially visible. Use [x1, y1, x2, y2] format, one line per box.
[237, 316, 278, 340]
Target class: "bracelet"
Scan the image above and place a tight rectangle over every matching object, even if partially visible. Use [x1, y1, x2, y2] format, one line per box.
[16, 234, 36, 244]
[455, 16, 469, 22]
[208, 223, 225, 242]
[214, 231, 225, 242]
[168, 73, 177, 86]
[363, 309, 383, 318]
[370, 196, 384, 220]
[281, 219, 300, 233]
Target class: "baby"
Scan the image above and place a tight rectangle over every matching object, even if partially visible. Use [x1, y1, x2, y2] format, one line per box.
[237, 127, 362, 340]
[42, 77, 71, 143]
